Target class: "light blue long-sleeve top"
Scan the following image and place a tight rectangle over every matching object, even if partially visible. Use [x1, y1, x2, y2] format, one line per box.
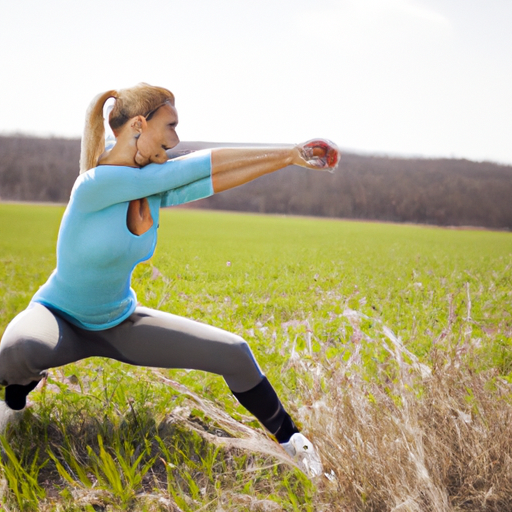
[31, 150, 213, 330]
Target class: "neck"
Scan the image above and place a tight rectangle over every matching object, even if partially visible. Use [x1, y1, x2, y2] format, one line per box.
[98, 132, 139, 168]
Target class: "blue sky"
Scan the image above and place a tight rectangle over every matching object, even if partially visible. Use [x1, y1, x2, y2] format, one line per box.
[1, 0, 511, 164]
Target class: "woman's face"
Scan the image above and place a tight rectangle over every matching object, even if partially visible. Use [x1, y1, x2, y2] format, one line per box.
[135, 103, 180, 165]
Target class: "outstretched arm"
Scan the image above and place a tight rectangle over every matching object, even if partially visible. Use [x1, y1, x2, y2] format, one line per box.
[210, 139, 339, 193]
[133, 140, 339, 233]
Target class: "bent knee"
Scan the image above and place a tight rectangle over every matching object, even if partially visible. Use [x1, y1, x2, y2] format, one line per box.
[0, 336, 43, 386]
[226, 335, 254, 362]
[223, 335, 259, 371]
[221, 335, 263, 384]
[0, 308, 58, 385]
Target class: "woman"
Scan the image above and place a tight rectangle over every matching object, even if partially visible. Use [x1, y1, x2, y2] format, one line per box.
[0, 83, 339, 477]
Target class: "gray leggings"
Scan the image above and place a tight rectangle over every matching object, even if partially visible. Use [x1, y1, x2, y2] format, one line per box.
[0, 302, 264, 393]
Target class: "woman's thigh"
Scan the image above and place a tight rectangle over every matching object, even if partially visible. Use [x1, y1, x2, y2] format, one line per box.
[0, 303, 87, 386]
[101, 307, 264, 392]
[0, 304, 265, 392]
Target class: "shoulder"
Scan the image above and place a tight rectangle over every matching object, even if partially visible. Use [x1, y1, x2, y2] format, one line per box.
[69, 165, 134, 211]
[74, 165, 136, 188]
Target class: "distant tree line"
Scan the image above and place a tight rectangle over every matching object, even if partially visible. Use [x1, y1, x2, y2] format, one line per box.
[1, 135, 511, 230]
[0, 136, 79, 203]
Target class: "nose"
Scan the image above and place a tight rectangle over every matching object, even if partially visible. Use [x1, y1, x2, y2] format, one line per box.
[168, 131, 180, 149]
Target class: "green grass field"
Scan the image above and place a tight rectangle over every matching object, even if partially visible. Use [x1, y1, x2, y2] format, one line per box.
[0, 203, 511, 511]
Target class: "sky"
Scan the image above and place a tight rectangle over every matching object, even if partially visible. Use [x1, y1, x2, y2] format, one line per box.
[0, 0, 511, 165]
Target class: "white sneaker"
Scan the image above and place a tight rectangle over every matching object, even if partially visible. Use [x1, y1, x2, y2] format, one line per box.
[281, 432, 323, 478]
[0, 401, 22, 434]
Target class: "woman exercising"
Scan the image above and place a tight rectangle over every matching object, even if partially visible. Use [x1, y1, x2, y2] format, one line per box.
[0, 83, 339, 477]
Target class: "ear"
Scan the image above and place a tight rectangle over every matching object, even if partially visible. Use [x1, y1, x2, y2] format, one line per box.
[131, 115, 147, 135]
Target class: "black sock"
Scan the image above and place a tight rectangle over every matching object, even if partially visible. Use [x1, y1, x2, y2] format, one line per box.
[5, 380, 40, 411]
[273, 413, 300, 444]
[231, 377, 299, 443]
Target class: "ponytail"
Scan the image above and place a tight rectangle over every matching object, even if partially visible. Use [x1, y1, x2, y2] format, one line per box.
[79, 83, 174, 174]
[79, 89, 117, 174]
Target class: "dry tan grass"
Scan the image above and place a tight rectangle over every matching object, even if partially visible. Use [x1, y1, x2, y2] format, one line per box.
[292, 310, 512, 511]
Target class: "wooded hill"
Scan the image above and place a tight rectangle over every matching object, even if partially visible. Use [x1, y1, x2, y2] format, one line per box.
[1, 135, 511, 230]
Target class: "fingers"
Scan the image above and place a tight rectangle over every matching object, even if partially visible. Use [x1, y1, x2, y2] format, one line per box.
[134, 150, 151, 167]
[297, 139, 340, 170]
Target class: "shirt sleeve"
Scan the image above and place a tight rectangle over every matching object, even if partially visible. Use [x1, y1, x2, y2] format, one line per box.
[72, 150, 213, 212]
[159, 176, 214, 207]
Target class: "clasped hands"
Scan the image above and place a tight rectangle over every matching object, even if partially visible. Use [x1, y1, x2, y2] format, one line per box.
[294, 139, 340, 171]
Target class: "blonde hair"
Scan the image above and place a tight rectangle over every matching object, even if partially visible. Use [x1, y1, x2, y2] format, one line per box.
[79, 83, 175, 174]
